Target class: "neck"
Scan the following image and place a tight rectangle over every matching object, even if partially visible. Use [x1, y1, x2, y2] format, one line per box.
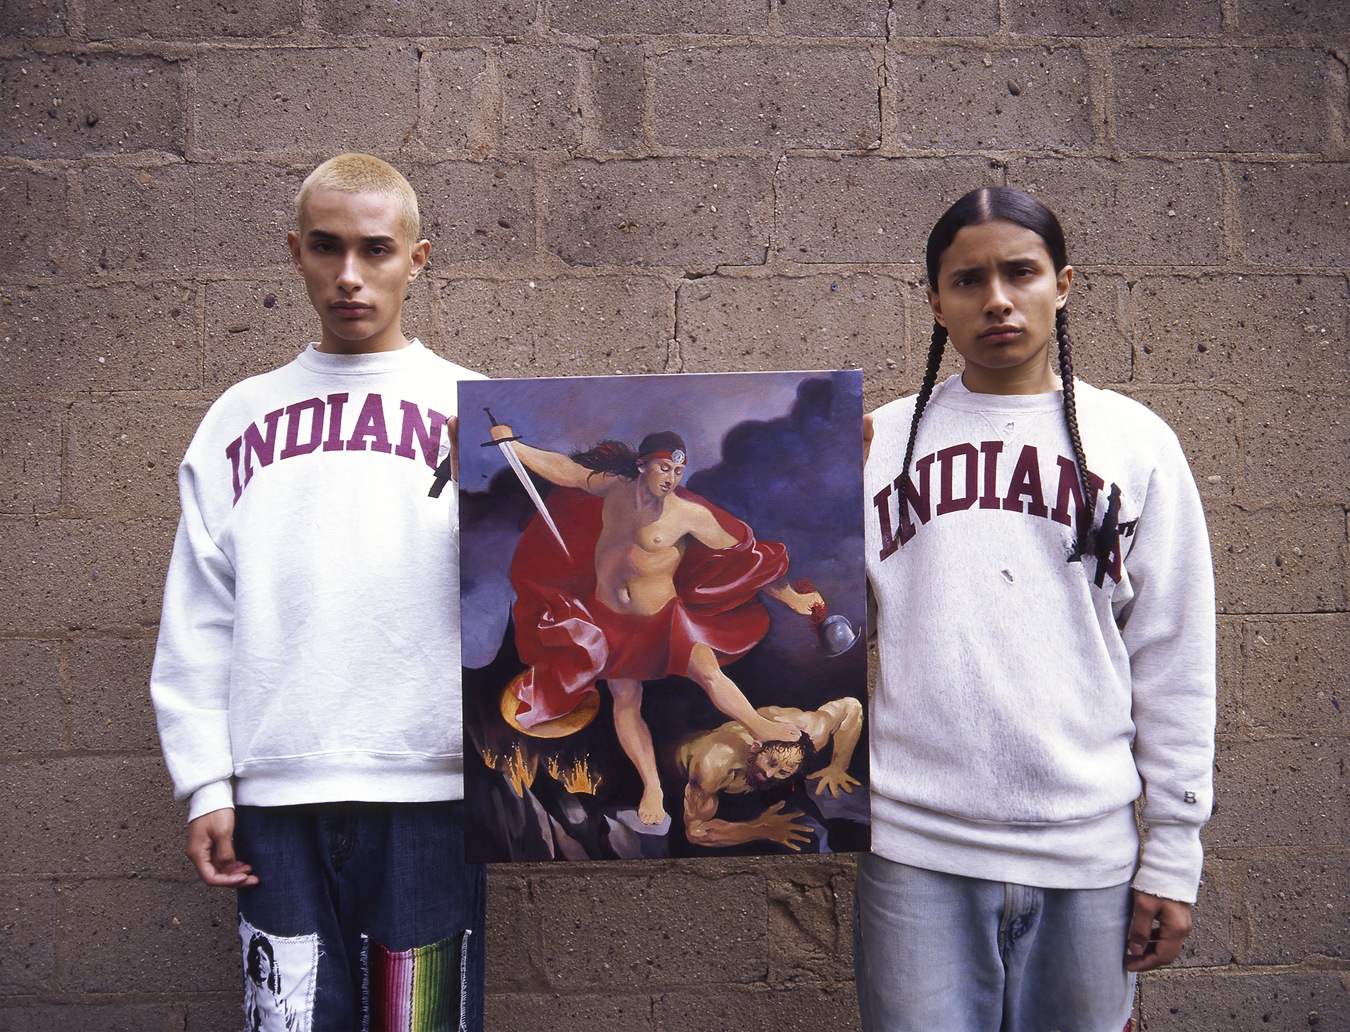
[961, 359, 1059, 395]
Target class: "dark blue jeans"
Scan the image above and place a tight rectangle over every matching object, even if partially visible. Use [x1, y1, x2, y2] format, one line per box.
[234, 801, 485, 1032]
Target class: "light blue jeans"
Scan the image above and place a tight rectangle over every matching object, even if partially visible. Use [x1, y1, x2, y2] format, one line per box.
[853, 853, 1135, 1032]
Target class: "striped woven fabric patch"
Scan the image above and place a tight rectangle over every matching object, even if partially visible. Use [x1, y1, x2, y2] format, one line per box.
[363, 932, 466, 1032]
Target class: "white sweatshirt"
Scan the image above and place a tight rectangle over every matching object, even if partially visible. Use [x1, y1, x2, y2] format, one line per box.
[865, 375, 1215, 903]
[151, 341, 484, 821]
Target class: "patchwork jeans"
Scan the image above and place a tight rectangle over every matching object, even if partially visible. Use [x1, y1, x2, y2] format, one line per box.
[853, 853, 1135, 1032]
[234, 801, 486, 1032]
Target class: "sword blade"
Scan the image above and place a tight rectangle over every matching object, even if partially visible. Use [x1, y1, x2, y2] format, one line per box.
[496, 441, 571, 559]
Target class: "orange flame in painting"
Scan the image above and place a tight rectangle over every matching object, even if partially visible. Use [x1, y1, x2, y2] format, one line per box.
[482, 744, 538, 797]
[547, 755, 602, 795]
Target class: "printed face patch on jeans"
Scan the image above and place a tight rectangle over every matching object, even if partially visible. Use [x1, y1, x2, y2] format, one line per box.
[240, 914, 318, 1032]
[363, 932, 469, 1032]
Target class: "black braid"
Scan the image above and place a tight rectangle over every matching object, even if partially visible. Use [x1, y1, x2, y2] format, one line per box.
[898, 323, 948, 509]
[1057, 308, 1094, 561]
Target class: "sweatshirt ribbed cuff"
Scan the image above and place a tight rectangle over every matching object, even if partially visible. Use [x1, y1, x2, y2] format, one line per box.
[187, 780, 235, 822]
[1131, 820, 1204, 904]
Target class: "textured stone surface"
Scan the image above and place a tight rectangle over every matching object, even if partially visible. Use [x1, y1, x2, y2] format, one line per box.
[551, 0, 767, 35]
[886, 0, 998, 36]
[545, 159, 774, 269]
[675, 271, 902, 375]
[596, 44, 645, 153]
[418, 162, 536, 264]
[68, 637, 160, 751]
[501, 45, 586, 154]
[315, 0, 533, 36]
[655, 984, 861, 1031]
[777, 0, 887, 36]
[1237, 163, 1350, 266]
[485, 992, 653, 1031]
[765, 862, 855, 983]
[651, 46, 879, 150]
[1207, 505, 1348, 615]
[0, 55, 182, 160]
[1235, 0, 1350, 35]
[1139, 970, 1350, 1031]
[0, 398, 63, 514]
[0, 639, 62, 753]
[0, 756, 182, 876]
[66, 395, 202, 517]
[0, 168, 68, 278]
[1236, 615, 1349, 733]
[0, 518, 176, 631]
[1239, 390, 1348, 509]
[0, 881, 54, 995]
[1007, 0, 1222, 35]
[1240, 856, 1348, 964]
[0, 1003, 184, 1032]
[0, 0, 69, 37]
[58, 877, 238, 992]
[437, 273, 672, 378]
[85, 0, 300, 38]
[888, 47, 1092, 152]
[423, 49, 492, 156]
[1114, 49, 1335, 153]
[1208, 737, 1349, 848]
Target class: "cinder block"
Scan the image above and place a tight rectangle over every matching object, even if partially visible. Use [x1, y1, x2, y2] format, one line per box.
[886, 0, 997, 36]
[485, 871, 535, 991]
[1240, 390, 1348, 509]
[501, 46, 585, 154]
[651, 46, 879, 150]
[535, 869, 767, 987]
[0, 168, 68, 277]
[1114, 387, 1240, 512]
[0, 517, 176, 632]
[1006, 0, 1221, 35]
[655, 984, 861, 1031]
[0, 55, 182, 160]
[0, 398, 62, 515]
[1178, 859, 1236, 967]
[1009, 158, 1225, 267]
[423, 49, 492, 156]
[544, 158, 773, 269]
[887, 47, 1092, 152]
[596, 44, 646, 153]
[0, 756, 183, 876]
[484, 992, 653, 1032]
[1237, 615, 1349, 733]
[0, 880, 55, 994]
[418, 161, 535, 264]
[779, 156, 994, 264]
[1206, 504, 1347, 615]
[57, 877, 238, 992]
[1060, 271, 1132, 386]
[778, 0, 887, 36]
[1208, 737, 1349, 848]
[436, 274, 671, 379]
[550, 0, 767, 35]
[0, 1003, 182, 1032]
[66, 396, 204, 517]
[1114, 48, 1334, 154]
[194, 47, 419, 154]
[85, 0, 299, 37]
[1131, 274, 1350, 389]
[674, 272, 903, 376]
[1139, 970, 1349, 1032]
[0, 0, 68, 37]
[185, 999, 246, 1032]
[1216, 616, 1242, 735]
[315, 0, 533, 35]
[0, 640, 62, 753]
[765, 861, 855, 983]
[0, 282, 201, 392]
[1237, 163, 1350, 267]
[68, 637, 160, 751]
[201, 279, 313, 396]
[1235, 0, 1349, 35]
[1240, 856, 1349, 964]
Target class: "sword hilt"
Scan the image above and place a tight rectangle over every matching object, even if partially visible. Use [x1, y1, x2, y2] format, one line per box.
[481, 407, 523, 446]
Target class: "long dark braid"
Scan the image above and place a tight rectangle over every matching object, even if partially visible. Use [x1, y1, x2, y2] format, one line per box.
[1057, 308, 1094, 561]
[899, 323, 948, 503]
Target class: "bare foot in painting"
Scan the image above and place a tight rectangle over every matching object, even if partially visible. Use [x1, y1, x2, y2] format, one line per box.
[639, 783, 666, 825]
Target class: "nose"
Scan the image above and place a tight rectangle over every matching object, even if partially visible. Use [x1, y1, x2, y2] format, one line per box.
[984, 276, 1013, 316]
[336, 250, 362, 292]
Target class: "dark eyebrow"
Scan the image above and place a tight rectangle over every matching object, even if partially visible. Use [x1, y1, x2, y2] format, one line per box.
[304, 229, 398, 247]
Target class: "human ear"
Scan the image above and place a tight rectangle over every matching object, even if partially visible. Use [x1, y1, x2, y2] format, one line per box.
[926, 286, 948, 328]
[287, 230, 304, 272]
[1055, 265, 1074, 309]
[407, 238, 431, 281]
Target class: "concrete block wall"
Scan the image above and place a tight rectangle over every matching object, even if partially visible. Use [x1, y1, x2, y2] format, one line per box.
[1, 0, 1346, 1028]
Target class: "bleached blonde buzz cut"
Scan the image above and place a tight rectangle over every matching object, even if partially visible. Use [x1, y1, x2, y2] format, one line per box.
[295, 153, 421, 247]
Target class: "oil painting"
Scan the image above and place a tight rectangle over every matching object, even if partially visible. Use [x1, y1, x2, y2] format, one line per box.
[458, 370, 868, 862]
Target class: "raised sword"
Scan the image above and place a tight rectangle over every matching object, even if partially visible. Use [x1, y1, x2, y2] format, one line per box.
[481, 408, 571, 559]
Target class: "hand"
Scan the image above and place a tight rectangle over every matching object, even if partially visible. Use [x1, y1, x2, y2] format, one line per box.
[807, 767, 859, 798]
[863, 412, 874, 465]
[185, 808, 259, 888]
[1125, 890, 1191, 971]
[444, 415, 460, 483]
[489, 422, 514, 442]
[755, 801, 812, 851]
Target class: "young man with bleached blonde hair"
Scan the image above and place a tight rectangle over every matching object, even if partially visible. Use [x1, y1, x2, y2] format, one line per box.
[152, 153, 488, 1030]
